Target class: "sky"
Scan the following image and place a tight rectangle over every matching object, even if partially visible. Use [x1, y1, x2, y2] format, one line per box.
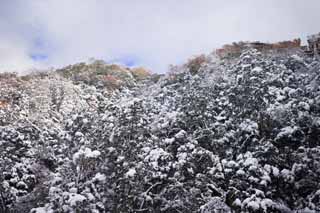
[0, 0, 320, 73]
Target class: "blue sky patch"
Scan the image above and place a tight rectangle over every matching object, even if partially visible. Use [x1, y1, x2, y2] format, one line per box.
[108, 55, 140, 67]
[30, 54, 48, 61]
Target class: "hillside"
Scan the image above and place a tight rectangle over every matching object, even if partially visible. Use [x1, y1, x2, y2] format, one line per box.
[1, 48, 320, 212]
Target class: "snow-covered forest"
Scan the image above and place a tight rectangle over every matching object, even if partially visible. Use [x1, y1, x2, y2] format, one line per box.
[1, 49, 320, 212]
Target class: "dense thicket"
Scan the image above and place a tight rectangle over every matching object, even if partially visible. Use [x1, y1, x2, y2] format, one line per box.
[1, 50, 320, 212]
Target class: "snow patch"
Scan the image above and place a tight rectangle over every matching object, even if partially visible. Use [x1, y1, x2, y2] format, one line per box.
[125, 168, 136, 178]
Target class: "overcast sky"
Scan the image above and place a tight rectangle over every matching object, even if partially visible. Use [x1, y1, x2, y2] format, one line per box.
[0, 0, 320, 73]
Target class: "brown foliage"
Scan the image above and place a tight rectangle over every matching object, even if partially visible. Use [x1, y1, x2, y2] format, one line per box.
[186, 54, 207, 74]
[216, 39, 302, 58]
[0, 100, 9, 109]
[103, 74, 122, 90]
[131, 67, 151, 80]
[270, 39, 301, 49]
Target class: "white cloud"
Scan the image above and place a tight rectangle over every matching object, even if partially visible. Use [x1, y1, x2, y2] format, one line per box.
[1, 0, 320, 73]
[0, 34, 37, 73]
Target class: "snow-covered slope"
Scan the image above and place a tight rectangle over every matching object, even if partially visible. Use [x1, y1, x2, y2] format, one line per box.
[1, 49, 320, 212]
